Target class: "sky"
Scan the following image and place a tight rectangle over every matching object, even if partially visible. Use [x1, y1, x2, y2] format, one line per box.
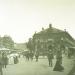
[0, 0, 75, 43]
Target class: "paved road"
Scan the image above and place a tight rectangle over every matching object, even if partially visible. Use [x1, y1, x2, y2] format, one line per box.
[3, 56, 74, 75]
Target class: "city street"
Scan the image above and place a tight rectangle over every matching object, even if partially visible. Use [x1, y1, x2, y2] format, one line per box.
[2, 55, 74, 75]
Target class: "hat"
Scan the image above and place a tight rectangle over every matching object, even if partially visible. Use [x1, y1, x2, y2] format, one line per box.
[48, 45, 52, 49]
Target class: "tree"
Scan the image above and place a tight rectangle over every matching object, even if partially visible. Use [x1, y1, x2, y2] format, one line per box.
[2, 35, 14, 49]
[0, 36, 3, 47]
[27, 38, 35, 52]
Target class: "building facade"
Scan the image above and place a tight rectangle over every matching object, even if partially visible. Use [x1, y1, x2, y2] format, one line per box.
[28, 24, 75, 55]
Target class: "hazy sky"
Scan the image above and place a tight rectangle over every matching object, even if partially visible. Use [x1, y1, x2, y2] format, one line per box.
[0, 0, 75, 43]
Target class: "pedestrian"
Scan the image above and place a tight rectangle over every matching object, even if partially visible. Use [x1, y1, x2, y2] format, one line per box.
[2, 53, 8, 68]
[47, 45, 53, 67]
[53, 47, 64, 72]
[15, 56, 19, 63]
[13, 56, 18, 64]
[35, 51, 39, 62]
[25, 52, 30, 61]
[29, 52, 34, 61]
[0, 52, 3, 75]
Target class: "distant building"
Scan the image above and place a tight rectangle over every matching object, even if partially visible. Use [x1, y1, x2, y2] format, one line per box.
[14, 43, 27, 51]
[28, 24, 75, 55]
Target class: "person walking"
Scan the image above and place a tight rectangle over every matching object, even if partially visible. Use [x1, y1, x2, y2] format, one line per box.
[35, 51, 39, 62]
[0, 52, 3, 75]
[47, 45, 53, 67]
[2, 53, 8, 68]
[13, 56, 19, 64]
[29, 52, 34, 61]
[53, 47, 64, 72]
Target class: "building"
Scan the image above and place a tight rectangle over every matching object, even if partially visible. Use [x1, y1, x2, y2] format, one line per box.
[28, 24, 75, 55]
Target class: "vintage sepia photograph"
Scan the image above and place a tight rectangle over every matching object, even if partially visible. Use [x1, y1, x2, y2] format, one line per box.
[0, 0, 75, 75]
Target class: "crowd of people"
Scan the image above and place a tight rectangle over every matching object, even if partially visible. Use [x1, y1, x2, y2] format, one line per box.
[22, 44, 65, 72]
[0, 43, 71, 75]
[0, 51, 20, 75]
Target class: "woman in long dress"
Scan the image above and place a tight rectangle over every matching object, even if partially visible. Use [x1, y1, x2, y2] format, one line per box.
[53, 49, 64, 71]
